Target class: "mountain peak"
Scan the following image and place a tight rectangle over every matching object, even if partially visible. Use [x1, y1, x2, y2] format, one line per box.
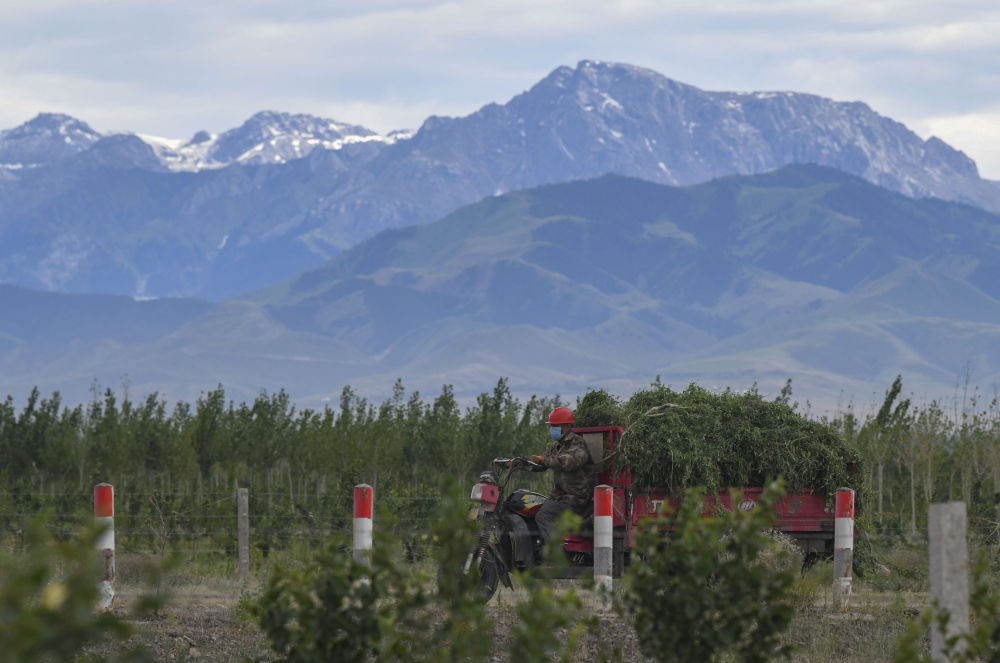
[923, 136, 978, 178]
[520, 59, 698, 119]
[80, 134, 166, 172]
[0, 112, 102, 167]
[11, 113, 102, 141]
[207, 110, 385, 166]
[186, 130, 212, 146]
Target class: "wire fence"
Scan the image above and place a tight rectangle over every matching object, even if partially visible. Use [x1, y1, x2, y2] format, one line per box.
[4, 489, 999, 569]
[0, 488, 446, 563]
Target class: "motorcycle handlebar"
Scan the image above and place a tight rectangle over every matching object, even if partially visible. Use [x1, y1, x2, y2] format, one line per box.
[493, 456, 541, 468]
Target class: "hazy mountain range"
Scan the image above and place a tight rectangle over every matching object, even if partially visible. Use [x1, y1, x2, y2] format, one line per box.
[1, 165, 998, 409]
[2, 60, 998, 302]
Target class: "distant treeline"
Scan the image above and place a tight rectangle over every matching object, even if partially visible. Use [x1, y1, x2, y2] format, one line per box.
[1, 375, 999, 554]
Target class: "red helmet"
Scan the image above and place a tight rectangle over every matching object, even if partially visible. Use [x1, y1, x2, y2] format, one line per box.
[547, 407, 574, 425]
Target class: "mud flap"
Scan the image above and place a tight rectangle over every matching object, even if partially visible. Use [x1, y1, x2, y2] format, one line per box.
[503, 512, 539, 567]
[499, 565, 514, 590]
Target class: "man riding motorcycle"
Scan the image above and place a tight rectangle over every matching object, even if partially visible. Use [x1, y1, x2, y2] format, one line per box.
[532, 407, 597, 547]
[462, 406, 603, 600]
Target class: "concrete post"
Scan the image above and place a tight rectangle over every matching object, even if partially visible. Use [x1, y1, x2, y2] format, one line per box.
[94, 483, 115, 610]
[238, 488, 249, 582]
[594, 484, 613, 609]
[832, 487, 854, 611]
[929, 502, 969, 662]
[353, 484, 374, 565]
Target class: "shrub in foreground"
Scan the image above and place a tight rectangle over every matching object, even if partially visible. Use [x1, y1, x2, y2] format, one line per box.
[621, 480, 797, 663]
[253, 489, 595, 662]
[0, 519, 157, 662]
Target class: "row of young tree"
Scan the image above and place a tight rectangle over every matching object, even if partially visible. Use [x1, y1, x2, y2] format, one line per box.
[0, 378, 558, 554]
[0, 378, 561, 494]
[2, 373, 999, 551]
[827, 374, 1000, 536]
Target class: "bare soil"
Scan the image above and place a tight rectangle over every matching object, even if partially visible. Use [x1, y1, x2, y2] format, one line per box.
[98, 580, 645, 662]
[96, 587, 272, 662]
[94, 580, 920, 662]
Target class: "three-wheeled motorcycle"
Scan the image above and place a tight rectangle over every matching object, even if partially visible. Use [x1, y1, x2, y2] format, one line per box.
[463, 425, 839, 601]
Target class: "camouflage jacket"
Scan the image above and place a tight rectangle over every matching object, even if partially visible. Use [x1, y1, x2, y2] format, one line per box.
[543, 431, 596, 513]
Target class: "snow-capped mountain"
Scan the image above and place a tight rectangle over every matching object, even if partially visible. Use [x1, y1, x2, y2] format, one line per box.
[140, 111, 409, 171]
[1, 60, 999, 302]
[0, 113, 102, 168]
[1, 110, 406, 173]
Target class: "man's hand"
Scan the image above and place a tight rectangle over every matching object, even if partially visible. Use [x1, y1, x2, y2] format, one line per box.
[529, 454, 546, 466]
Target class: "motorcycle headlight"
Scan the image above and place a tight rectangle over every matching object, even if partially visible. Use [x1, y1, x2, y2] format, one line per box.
[470, 483, 500, 506]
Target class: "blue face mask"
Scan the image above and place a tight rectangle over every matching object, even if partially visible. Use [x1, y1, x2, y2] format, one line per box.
[549, 427, 563, 440]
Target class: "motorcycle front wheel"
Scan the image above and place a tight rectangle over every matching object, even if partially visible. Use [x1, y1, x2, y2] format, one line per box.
[439, 544, 502, 602]
[466, 545, 500, 602]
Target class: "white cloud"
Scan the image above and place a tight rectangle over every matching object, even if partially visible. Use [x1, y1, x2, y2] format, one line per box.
[0, 0, 996, 177]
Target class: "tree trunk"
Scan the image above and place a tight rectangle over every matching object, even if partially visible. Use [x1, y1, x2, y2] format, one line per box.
[878, 461, 885, 525]
[925, 462, 933, 503]
[909, 461, 917, 535]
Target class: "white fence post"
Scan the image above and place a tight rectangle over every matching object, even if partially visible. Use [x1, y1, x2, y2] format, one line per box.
[832, 487, 854, 612]
[929, 502, 969, 662]
[594, 484, 613, 610]
[353, 484, 374, 565]
[238, 488, 249, 582]
[94, 483, 115, 610]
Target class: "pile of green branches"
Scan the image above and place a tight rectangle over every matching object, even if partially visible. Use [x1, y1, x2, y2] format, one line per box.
[576, 384, 862, 498]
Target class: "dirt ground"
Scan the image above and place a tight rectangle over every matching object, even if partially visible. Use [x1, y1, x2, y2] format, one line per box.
[95, 579, 921, 662]
[97, 580, 644, 662]
[98, 587, 271, 662]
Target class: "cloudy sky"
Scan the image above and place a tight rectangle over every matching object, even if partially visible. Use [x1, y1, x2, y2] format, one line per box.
[1, 0, 997, 177]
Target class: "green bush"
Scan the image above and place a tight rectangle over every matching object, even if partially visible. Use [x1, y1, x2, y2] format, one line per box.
[0, 518, 157, 662]
[253, 487, 595, 662]
[254, 495, 488, 662]
[621, 480, 797, 663]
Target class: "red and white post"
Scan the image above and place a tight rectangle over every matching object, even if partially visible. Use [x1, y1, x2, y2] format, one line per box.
[353, 484, 374, 565]
[833, 487, 855, 611]
[594, 484, 613, 609]
[94, 483, 115, 610]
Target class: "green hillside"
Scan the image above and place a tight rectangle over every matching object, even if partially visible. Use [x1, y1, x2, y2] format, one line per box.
[3, 164, 1000, 408]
